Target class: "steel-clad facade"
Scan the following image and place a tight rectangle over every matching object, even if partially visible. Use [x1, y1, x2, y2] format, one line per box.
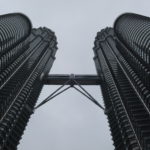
[93, 13, 150, 150]
[1, 12, 150, 150]
[0, 13, 57, 150]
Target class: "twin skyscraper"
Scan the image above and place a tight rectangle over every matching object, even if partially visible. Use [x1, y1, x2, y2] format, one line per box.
[0, 13, 150, 150]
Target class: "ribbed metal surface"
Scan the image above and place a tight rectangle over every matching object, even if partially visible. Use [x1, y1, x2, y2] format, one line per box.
[0, 13, 57, 150]
[114, 13, 150, 90]
[0, 13, 31, 56]
[94, 13, 150, 149]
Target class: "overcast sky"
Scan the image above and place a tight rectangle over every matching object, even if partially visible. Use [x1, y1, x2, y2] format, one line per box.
[1, 0, 150, 150]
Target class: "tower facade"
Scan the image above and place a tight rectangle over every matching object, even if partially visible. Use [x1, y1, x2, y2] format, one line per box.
[93, 13, 150, 149]
[0, 13, 57, 149]
[1, 12, 150, 150]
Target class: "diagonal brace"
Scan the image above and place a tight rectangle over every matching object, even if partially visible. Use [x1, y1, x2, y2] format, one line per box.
[34, 76, 105, 112]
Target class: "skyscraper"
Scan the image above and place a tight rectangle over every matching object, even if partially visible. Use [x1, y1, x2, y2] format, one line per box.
[1, 12, 150, 150]
[93, 13, 150, 149]
[0, 13, 57, 150]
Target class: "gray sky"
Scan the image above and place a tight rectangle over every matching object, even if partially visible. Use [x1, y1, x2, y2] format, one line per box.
[1, 0, 150, 149]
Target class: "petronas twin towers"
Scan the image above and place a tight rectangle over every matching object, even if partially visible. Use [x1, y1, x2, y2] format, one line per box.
[0, 12, 150, 150]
